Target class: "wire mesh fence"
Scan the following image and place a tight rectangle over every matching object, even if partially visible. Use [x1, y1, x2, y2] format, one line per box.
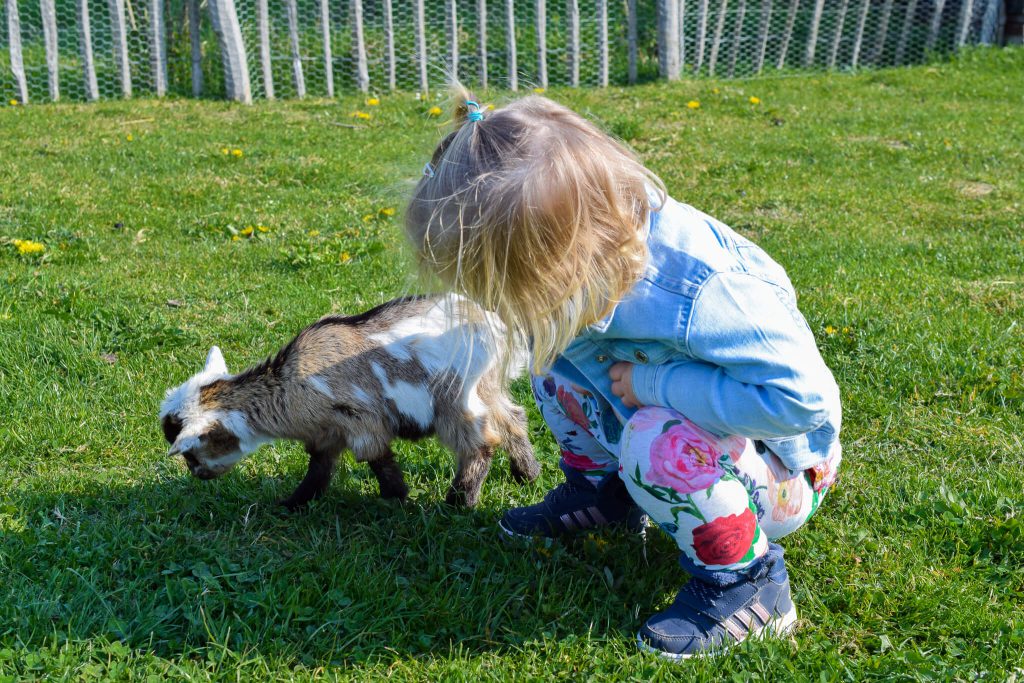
[1, 0, 1006, 103]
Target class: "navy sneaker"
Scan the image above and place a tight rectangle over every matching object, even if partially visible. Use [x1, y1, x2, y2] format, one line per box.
[499, 462, 647, 537]
[638, 543, 797, 659]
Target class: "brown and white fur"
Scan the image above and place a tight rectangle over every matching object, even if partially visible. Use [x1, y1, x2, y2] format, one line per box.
[159, 294, 540, 509]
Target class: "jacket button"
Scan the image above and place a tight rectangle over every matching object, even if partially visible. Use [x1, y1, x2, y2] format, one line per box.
[634, 350, 649, 363]
[596, 354, 608, 363]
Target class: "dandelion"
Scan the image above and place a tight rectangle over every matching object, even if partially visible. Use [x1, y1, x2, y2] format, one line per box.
[231, 235, 241, 242]
[427, 106, 442, 117]
[240, 226, 254, 237]
[842, 326, 850, 334]
[340, 251, 352, 263]
[362, 214, 373, 222]
[13, 239, 45, 255]
[825, 325, 838, 335]
[231, 148, 243, 157]
[308, 230, 320, 237]
[533, 87, 546, 94]
[712, 87, 720, 95]
[9, 99, 19, 106]
[257, 225, 269, 233]
[350, 111, 371, 120]
[126, 133, 134, 142]
[221, 148, 229, 155]
[380, 207, 396, 217]
[749, 96, 761, 105]
[366, 97, 380, 106]
[687, 100, 701, 110]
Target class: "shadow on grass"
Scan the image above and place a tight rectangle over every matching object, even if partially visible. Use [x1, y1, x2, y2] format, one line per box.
[1, 467, 680, 666]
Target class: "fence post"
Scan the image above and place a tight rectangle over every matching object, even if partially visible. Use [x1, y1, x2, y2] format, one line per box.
[894, 0, 918, 65]
[658, 0, 680, 79]
[188, 0, 202, 96]
[776, 0, 799, 68]
[694, 0, 708, 72]
[622, 0, 630, 81]
[447, 0, 458, 78]
[597, 0, 608, 85]
[956, 0, 974, 46]
[6, 0, 28, 103]
[148, 0, 168, 96]
[415, 0, 427, 92]
[804, 0, 825, 66]
[41, 0, 59, 100]
[257, 0, 274, 98]
[926, 0, 947, 51]
[110, 0, 132, 96]
[320, 0, 333, 96]
[77, 0, 100, 100]
[568, 0, 579, 86]
[352, 0, 368, 92]
[850, 0, 870, 68]
[827, 0, 849, 68]
[384, 0, 395, 89]
[506, 0, 517, 89]
[537, 0, 547, 87]
[477, 0, 488, 88]
[708, 0, 728, 77]
[285, 0, 306, 96]
[871, 0, 893, 63]
[209, 0, 253, 102]
[678, 0, 686, 71]
[754, 0, 770, 73]
[979, 0, 998, 43]
[728, 0, 747, 76]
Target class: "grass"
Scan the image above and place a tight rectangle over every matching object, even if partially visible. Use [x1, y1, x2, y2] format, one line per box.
[1, 47, 1023, 681]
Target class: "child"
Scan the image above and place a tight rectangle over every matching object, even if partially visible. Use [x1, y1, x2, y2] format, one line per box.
[404, 89, 842, 659]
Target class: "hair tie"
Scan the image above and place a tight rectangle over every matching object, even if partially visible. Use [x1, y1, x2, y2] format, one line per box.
[465, 100, 485, 122]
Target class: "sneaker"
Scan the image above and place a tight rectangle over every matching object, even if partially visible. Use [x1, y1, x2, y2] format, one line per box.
[637, 543, 797, 659]
[499, 462, 647, 538]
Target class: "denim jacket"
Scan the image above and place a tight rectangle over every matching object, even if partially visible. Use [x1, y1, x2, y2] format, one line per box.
[553, 196, 841, 471]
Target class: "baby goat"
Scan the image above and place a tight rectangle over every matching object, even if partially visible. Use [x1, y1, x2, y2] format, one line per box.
[159, 295, 540, 509]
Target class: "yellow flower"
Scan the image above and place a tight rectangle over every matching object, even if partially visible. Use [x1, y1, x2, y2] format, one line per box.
[350, 111, 371, 120]
[366, 97, 380, 106]
[686, 100, 701, 109]
[240, 226, 254, 237]
[486, 104, 495, 110]
[712, 87, 720, 95]
[340, 252, 352, 263]
[221, 148, 229, 155]
[9, 99, 19, 106]
[533, 87, 546, 94]
[427, 106, 442, 116]
[126, 133, 134, 142]
[231, 148, 243, 157]
[825, 325, 838, 335]
[362, 214, 373, 222]
[308, 230, 320, 237]
[749, 96, 761, 105]
[257, 225, 269, 233]
[13, 239, 45, 255]
[380, 207, 396, 217]
[842, 326, 850, 334]
[231, 235, 241, 242]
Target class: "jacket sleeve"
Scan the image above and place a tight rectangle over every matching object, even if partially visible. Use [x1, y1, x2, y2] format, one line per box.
[629, 271, 838, 439]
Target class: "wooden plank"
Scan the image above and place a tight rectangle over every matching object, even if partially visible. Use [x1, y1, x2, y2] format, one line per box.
[41, 0, 59, 100]
[568, 0, 579, 86]
[257, 0, 273, 98]
[383, 0, 395, 89]
[956, 0, 975, 46]
[286, 0, 305, 97]
[871, 0, 893, 64]
[754, 0, 771, 74]
[926, 0, 947, 51]
[148, 0, 168, 96]
[728, 0, 746, 76]
[850, 0, 871, 68]
[597, 0, 608, 85]
[894, 0, 918, 65]
[415, 0, 427, 91]
[209, 0, 253, 102]
[776, 0, 799, 68]
[708, 0, 728, 77]
[353, 0, 369, 93]
[506, 0, 517, 89]
[537, 0, 547, 86]
[6, 0, 27, 103]
[320, 0, 334, 96]
[447, 0, 458, 77]
[110, 0, 132, 96]
[827, 0, 849, 69]
[627, 0, 638, 82]
[188, 0, 202, 96]
[78, 0, 100, 100]
[478, 0, 488, 88]
[804, 0, 825, 67]
[659, 0, 680, 79]
[694, 0, 709, 72]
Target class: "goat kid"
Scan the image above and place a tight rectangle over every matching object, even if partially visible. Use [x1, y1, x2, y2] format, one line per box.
[159, 295, 540, 509]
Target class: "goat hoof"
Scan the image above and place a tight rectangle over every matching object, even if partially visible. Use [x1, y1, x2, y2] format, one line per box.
[378, 483, 409, 501]
[511, 462, 541, 484]
[445, 488, 479, 507]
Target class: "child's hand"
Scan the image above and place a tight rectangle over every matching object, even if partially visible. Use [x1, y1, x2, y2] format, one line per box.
[609, 362, 641, 408]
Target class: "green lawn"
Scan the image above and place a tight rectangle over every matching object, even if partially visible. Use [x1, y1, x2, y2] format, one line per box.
[1, 48, 1023, 681]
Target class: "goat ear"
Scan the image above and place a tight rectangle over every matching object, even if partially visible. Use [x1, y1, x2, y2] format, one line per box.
[204, 346, 228, 374]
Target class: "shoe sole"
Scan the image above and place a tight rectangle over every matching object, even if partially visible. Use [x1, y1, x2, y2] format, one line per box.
[635, 604, 798, 661]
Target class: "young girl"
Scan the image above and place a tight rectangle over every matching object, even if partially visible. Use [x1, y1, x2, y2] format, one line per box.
[404, 90, 842, 659]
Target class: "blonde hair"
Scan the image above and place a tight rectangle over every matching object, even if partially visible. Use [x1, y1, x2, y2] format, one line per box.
[405, 84, 665, 373]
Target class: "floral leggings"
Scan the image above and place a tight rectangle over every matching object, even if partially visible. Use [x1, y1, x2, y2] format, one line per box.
[532, 370, 841, 578]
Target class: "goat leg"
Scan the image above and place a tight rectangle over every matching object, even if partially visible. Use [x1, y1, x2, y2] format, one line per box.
[279, 443, 341, 510]
[367, 448, 409, 500]
[446, 444, 494, 507]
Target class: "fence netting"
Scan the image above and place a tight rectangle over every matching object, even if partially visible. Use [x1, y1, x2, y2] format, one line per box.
[1, 0, 1004, 102]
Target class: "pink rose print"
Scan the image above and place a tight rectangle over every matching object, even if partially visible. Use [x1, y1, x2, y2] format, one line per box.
[808, 454, 840, 493]
[560, 449, 605, 472]
[627, 406, 681, 432]
[557, 385, 591, 431]
[646, 421, 731, 494]
[768, 474, 805, 522]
